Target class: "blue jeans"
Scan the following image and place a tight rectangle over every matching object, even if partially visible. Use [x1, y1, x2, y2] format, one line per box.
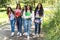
[35, 18, 41, 34]
[25, 19, 31, 36]
[22, 18, 27, 33]
[16, 17, 22, 33]
[10, 19, 15, 32]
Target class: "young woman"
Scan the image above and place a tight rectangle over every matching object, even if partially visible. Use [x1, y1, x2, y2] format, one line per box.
[34, 3, 44, 37]
[14, 4, 22, 36]
[7, 7, 15, 37]
[23, 5, 32, 39]
[22, 5, 27, 36]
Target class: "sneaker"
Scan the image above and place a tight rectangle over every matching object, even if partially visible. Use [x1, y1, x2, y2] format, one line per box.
[25, 32, 28, 36]
[11, 32, 14, 37]
[23, 32, 28, 36]
[36, 34, 39, 37]
[17, 32, 20, 36]
[23, 33, 26, 35]
[19, 33, 22, 36]
[27, 36, 30, 39]
[33, 35, 37, 38]
[32, 33, 35, 36]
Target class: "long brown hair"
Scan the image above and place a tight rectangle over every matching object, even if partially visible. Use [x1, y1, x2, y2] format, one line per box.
[26, 5, 32, 13]
[7, 7, 14, 15]
[16, 4, 21, 10]
[35, 3, 44, 16]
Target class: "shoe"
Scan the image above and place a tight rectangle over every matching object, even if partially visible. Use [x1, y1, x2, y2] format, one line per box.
[27, 36, 30, 39]
[36, 34, 39, 37]
[17, 32, 20, 36]
[23, 33, 26, 35]
[11, 32, 14, 37]
[23, 32, 28, 36]
[25, 32, 28, 36]
[19, 33, 22, 36]
[33, 35, 37, 38]
[32, 33, 35, 36]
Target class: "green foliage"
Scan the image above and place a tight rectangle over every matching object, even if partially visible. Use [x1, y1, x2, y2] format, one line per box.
[0, 0, 11, 7]
[43, 1, 60, 40]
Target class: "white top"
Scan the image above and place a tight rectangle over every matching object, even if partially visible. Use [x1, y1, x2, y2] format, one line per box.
[22, 10, 26, 18]
[10, 12, 15, 20]
[22, 10, 34, 24]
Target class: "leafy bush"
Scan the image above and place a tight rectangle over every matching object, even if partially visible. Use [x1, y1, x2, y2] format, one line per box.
[0, 0, 11, 7]
[43, 1, 60, 40]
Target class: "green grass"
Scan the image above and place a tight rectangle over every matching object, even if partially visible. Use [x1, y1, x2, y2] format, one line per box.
[42, 2, 60, 40]
[0, 11, 7, 18]
[0, 11, 8, 24]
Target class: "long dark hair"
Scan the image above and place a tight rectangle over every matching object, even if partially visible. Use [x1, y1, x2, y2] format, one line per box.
[16, 3, 21, 10]
[26, 5, 32, 13]
[34, 3, 44, 16]
[7, 7, 14, 15]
